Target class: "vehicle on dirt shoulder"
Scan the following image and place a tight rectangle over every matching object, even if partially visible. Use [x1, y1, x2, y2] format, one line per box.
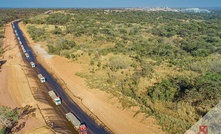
[66, 112, 88, 134]
[23, 48, 26, 53]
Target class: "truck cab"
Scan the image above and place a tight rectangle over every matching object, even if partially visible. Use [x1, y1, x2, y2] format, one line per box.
[79, 124, 88, 134]
[40, 77, 45, 83]
[54, 97, 61, 105]
[30, 62, 35, 67]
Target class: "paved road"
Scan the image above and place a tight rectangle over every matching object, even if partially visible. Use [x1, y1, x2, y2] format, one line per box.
[12, 21, 109, 134]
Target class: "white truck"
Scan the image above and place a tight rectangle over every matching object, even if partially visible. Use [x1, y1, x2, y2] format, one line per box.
[25, 53, 29, 58]
[66, 112, 88, 134]
[19, 41, 22, 45]
[30, 62, 35, 67]
[48, 91, 61, 105]
[38, 74, 45, 83]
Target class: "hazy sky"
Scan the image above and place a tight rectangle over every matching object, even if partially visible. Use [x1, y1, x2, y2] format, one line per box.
[1, 0, 221, 8]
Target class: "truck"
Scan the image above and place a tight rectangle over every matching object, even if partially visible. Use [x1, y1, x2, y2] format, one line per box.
[30, 62, 35, 67]
[19, 41, 22, 45]
[23, 48, 26, 53]
[25, 53, 29, 58]
[38, 74, 45, 83]
[48, 91, 61, 105]
[17, 37, 20, 40]
[21, 45, 24, 49]
[66, 112, 87, 134]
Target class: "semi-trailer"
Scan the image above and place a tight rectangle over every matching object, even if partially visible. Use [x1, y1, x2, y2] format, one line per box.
[38, 74, 45, 83]
[48, 91, 61, 105]
[66, 112, 87, 134]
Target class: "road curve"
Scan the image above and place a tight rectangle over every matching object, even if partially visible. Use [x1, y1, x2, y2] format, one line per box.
[13, 21, 110, 134]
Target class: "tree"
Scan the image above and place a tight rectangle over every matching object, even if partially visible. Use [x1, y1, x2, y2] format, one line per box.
[0, 106, 19, 130]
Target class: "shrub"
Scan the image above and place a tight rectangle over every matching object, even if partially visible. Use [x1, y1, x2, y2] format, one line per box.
[102, 65, 106, 70]
[65, 53, 70, 59]
[71, 54, 76, 59]
[97, 62, 101, 67]
[108, 56, 132, 72]
[90, 60, 95, 65]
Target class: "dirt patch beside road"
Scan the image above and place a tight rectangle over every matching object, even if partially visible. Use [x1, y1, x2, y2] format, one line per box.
[19, 22, 165, 134]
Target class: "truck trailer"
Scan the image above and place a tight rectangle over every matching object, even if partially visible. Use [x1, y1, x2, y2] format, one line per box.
[48, 91, 61, 105]
[30, 62, 35, 67]
[66, 112, 87, 134]
[38, 74, 45, 83]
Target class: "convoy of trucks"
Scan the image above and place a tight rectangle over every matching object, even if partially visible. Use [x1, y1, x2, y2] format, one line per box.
[48, 91, 61, 105]
[13, 22, 89, 134]
[38, 74, 46, 83]
[66, 112, 88, 134]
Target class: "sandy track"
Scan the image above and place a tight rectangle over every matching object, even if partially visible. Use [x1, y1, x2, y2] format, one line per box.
[18, 22, 165, 134]
[0, 23, 52, 134]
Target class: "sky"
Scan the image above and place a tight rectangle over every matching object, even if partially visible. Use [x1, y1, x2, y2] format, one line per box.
[1, 0, 221, 8]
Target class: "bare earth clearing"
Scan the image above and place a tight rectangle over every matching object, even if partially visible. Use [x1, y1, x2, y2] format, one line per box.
[0, 23, 53, 134]
[19, 22, 165, 134]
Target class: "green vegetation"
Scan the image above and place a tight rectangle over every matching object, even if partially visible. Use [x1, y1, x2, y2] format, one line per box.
[25, 9, 221, 133]
[0, 106, 19, 133]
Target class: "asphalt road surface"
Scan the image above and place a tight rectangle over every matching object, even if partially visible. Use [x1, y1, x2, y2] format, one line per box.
[12, 21, 109, 134]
